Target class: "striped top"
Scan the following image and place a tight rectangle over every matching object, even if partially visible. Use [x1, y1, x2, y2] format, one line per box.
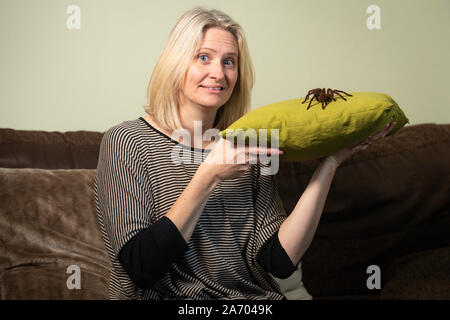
[94, 117, 288, 300]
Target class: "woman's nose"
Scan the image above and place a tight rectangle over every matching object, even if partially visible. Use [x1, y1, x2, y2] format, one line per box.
[208, 61, 225, 80]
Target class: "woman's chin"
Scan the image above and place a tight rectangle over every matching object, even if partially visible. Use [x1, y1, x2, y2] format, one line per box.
[199, 99, 227, 109]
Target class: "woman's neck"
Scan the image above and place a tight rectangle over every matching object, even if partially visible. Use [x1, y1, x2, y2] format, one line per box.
[178, 106, 217, 136]
[144, 108, 219, 149]
[177, 103, 220, 149]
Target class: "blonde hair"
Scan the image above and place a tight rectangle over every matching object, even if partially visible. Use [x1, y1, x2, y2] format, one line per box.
[144, 7, 255, 131]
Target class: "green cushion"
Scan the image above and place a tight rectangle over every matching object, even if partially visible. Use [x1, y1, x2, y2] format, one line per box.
[220, 92, 409, 162]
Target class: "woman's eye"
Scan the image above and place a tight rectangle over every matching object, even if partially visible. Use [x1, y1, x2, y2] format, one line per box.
[223, 59, 234, 66]
[198, 54, 234, 67]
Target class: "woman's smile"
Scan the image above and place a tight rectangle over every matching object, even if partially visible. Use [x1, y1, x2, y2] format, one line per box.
[199, 85, 225, 93]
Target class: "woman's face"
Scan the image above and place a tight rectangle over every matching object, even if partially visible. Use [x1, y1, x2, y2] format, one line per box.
[179, 27, 239, 112]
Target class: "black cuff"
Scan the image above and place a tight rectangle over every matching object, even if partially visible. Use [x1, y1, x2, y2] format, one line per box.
[256, 232, 297, 279]
[119, 216, 189, 289]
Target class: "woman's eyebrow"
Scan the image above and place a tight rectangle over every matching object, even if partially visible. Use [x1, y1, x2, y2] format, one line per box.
[199, 47, 238, 56]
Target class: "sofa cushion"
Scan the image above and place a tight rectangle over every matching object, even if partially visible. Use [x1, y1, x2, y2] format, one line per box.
[0, 168, 110, 299]
[220, 92, 409, 162]
[380, 247, 450, 299]
[0, 128, 104, 169]
[1, 263, 108, 300]
[276, 123, 450, 298]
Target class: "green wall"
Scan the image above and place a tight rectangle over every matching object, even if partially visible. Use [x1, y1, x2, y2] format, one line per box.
[0, 0, 449, 131]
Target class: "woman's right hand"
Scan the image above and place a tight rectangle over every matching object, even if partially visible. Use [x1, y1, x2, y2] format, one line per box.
[199, 137, 284, 182]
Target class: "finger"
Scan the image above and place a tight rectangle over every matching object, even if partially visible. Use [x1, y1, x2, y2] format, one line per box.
[370, 121, 396, 141]
[237, 149, 279, 164]
[350, 143, 368, 154]
[246, 147, 282, 155]
[247, 147, 284, 155]
[379, 121, 396, 137]
[383, 120, 396, 132]
[233, 149, 260, 164]
[239, 164, 252, 171]
[361, 144, 370, 150]
[358, 139, 371, 147]
[386, 120, 396, 129]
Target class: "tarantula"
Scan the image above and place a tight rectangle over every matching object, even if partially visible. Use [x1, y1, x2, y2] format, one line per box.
[301, 88, 352, 110]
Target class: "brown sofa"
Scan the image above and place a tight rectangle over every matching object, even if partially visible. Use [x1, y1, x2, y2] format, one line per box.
[1, 122, 449, 300]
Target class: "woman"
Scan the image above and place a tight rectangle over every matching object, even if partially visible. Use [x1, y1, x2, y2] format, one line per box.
[94, 7, 395, 300]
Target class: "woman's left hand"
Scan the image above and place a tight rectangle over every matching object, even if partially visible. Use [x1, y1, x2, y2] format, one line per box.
[327, 120, 397, 168]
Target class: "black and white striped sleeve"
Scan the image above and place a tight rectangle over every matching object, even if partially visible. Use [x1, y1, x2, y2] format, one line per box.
[95, 127, 155, 258]
[95, 126, 188, 289]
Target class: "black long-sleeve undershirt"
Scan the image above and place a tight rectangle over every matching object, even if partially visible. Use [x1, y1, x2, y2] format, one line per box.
[118, 216, 297, 290]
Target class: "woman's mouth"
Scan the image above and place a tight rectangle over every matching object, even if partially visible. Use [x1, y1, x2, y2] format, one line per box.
[200, 85, 225, 93]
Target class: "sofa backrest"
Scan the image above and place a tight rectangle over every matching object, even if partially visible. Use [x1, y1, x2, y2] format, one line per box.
[0, 128, 103, 169]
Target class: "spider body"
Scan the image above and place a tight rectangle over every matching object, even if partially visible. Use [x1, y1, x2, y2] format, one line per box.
[301, 88, 352, 110]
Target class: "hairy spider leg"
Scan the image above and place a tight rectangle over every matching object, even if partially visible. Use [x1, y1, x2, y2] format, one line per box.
[327, 88, 337, 101]
[331, 90, 348, 101]
[307, 96, 315, 109]
[332, 89, 353, 101]
[333, 89, 352, 96]
[302, 89, 317, 104]
[303, 89, 321, 109]
[302, 90, 312, 103]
